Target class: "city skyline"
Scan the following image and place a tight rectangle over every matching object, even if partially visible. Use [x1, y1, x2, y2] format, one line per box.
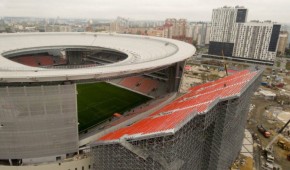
[0, 0, 290, 23]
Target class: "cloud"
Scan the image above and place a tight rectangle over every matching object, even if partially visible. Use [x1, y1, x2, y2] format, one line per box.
[0, 0, 288, 23]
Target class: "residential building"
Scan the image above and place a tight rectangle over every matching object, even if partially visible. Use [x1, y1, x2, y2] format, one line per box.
[277, 31, 289, 55]
[208, 6, 281, 64]
[209, 6, 247, 56]
[164, 18, 187, 39]
[187, 22, 211, 46]
[232, 21, 281, 61]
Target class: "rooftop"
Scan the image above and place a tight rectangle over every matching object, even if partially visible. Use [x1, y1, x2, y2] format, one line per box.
[0, 33, 195, 83]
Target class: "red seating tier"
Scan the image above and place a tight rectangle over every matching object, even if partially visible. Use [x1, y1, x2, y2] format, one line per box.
[98, 70, 259, 142]
[120, 77, 143, 89]
[119, 76, 159, 95]
[12, 55, 56, 67]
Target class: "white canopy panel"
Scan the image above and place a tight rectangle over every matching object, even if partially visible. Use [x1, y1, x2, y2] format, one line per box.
[0, 33, 196, 82]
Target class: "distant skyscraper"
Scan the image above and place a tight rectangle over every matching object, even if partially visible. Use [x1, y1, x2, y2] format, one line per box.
[187, 22, 211, 46]
[0, 18, 6, 33]
[110, 17, 129, 33]
[277, 31, 289, 56]
[163, 18, 191, 43]
[164, 18, 187, 38]
[208, 6, 281, 65]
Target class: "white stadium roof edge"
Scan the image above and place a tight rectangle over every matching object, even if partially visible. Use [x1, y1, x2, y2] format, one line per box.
[0, 32, 196, 83]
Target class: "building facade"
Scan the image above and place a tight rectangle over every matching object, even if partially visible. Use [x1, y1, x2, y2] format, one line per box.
[277, 31, 289, 56]
[164, 18, 187, 39]
[232, 21, 281, 61]
[209, 6, 247, 57]
[208, 6, 281, 64]
[210, 6, 247, 43]
[187, 22, 211, 46]
[0, 84, 79, 164]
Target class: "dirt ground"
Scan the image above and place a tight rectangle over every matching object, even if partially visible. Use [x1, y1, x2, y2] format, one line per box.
[240, 157, 254, 170]
[247, 96, 290, 169]
[231, 155, 253, 170]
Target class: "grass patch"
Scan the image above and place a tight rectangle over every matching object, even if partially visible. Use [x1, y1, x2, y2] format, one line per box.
[77, 82, 150, 131]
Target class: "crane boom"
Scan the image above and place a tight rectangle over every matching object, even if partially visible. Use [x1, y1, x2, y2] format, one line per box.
[278, 119, 290, 134]
[221, 49, 228, 76]
[266, 119, 290, 150]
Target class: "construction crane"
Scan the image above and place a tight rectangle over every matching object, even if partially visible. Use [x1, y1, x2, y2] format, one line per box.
[221, 49, 228, 76]
[260, 118, 290, 168]
[265, 119, 290, 151]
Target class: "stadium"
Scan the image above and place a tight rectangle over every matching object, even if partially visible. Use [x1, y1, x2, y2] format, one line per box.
[0, 33, 262, 170]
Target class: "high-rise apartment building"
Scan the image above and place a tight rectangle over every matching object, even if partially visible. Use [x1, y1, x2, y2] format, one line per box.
[164, 18, 187, 38]
[187, 22, 211, 46]
[0, 18, 5, 33]
[210, 6, 247, 43]
[110, 17, 130, 33]
[209, 6, 247, 57]
[208, 6, 281, 65]
[233, 21, 281, 61]
[277, 31, 289, 56]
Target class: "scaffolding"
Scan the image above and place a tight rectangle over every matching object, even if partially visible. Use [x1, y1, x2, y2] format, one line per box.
[91, 70, 262, 170]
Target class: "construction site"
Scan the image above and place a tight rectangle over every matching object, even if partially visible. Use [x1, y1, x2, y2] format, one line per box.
[182, 56, 290, 170]
[90, 58, 262, 170]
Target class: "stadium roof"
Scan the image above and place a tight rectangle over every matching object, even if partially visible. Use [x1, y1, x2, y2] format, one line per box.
[96, 70, 261, 143]
[0, 33, 195, 83]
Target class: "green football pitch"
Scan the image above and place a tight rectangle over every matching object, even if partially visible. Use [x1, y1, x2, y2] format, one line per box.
[77, 82, 150, 131]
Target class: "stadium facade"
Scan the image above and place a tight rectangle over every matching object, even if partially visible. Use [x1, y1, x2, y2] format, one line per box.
[0, 33, 262, 170]
[91, 70, 262, 170]
[0, 33, 194, 168]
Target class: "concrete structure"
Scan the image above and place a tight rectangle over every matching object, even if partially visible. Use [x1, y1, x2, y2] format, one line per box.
[0, 84, 78, 161]
[241, 130, 254, 158]
[208, 6, 281, 65]
[0, 157, 92, 170]
[259, 89, 276, 100]
[277, 31, 289, 56]
[91, 69, 262, 170]
[0, 32, 195, 168]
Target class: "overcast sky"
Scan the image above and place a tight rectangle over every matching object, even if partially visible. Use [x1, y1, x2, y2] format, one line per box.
[0, 0, 289, 23]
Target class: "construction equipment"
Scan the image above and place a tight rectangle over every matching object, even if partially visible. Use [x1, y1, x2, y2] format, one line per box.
[265, 119, 290, 150]
[262, 119, 290, 163]
[257, 125, 271, 138]
[277, 139, 290, 151]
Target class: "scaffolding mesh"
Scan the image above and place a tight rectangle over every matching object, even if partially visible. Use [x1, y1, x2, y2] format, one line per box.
[91, 71, 262, 170]
[0, 84, 79, 159]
